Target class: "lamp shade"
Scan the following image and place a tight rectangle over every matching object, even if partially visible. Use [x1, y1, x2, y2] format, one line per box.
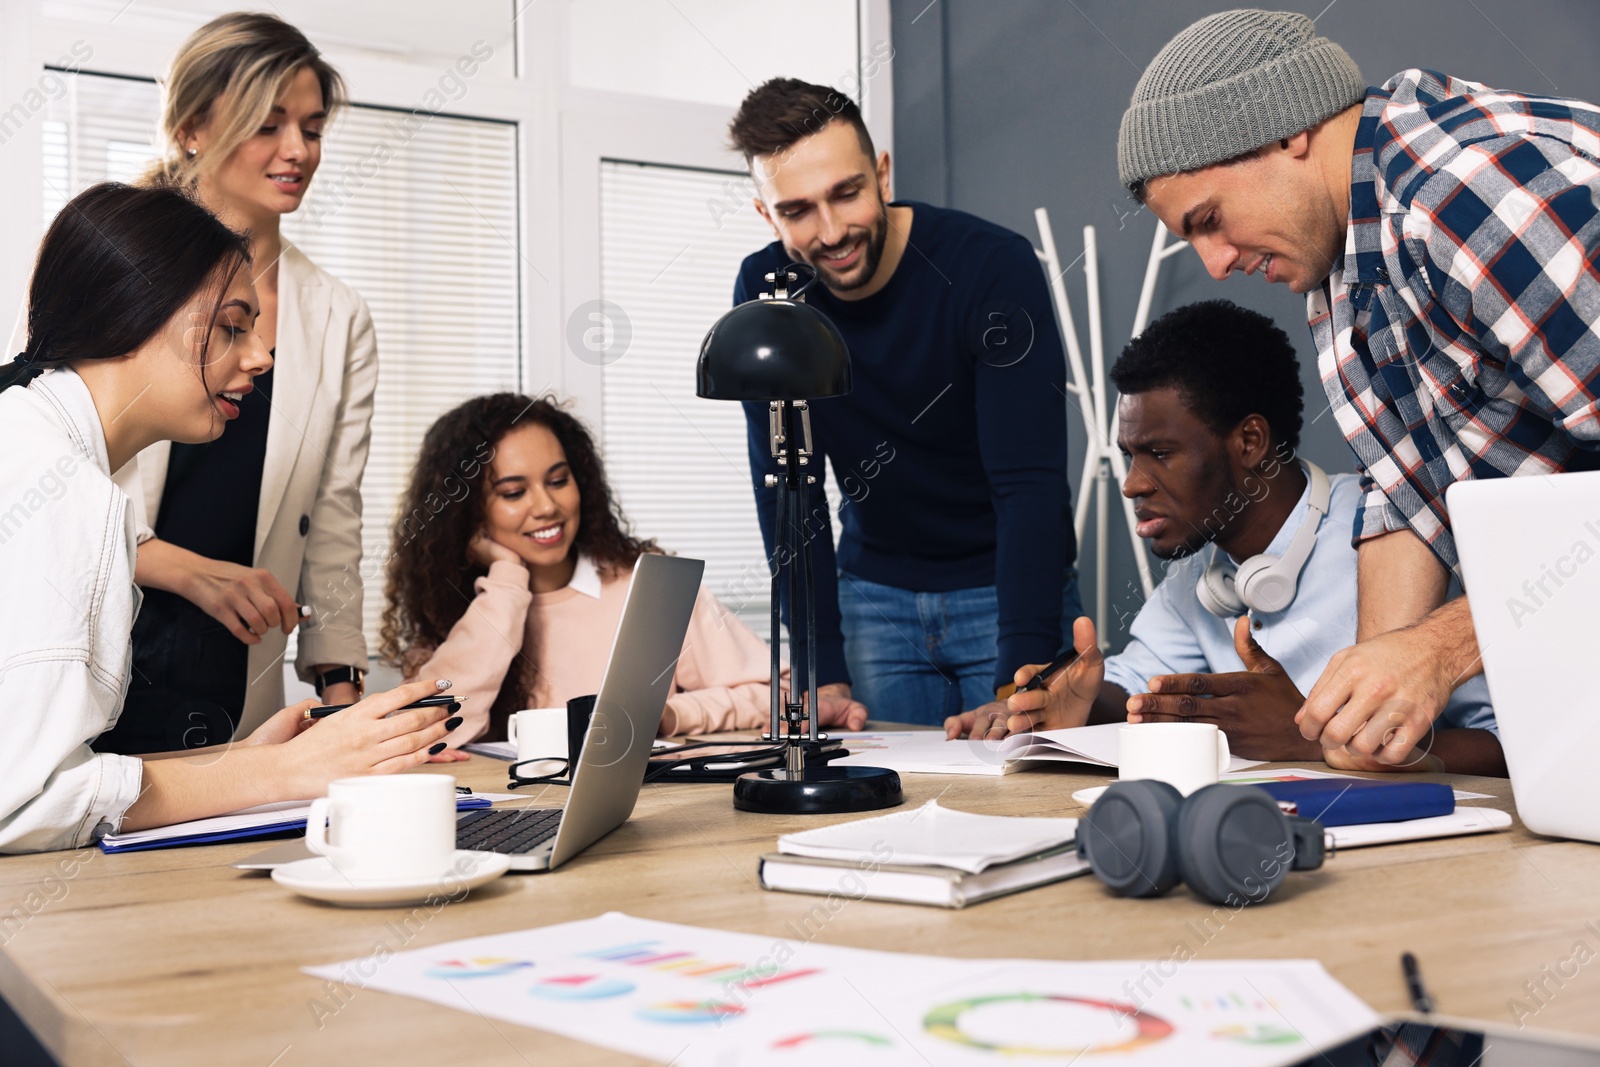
[696, 297, 852, 402]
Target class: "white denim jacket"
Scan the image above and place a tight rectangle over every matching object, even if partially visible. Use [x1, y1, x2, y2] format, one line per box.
[0, 367, 144, 853]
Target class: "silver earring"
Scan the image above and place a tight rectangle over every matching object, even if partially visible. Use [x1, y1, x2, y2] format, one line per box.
[186, 147, 197, 158]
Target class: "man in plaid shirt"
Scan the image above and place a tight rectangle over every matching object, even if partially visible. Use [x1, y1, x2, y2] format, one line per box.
[1114, 9, 1600, 775]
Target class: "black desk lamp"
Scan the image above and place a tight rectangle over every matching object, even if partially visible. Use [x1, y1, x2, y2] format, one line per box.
[697, 263, 903, 815]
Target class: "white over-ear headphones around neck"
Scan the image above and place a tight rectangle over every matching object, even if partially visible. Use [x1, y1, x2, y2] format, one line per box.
[1196, 460, 1330, 617]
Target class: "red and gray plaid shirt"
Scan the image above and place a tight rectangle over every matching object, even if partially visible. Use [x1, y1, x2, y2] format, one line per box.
[1310, 69, 1600, 572]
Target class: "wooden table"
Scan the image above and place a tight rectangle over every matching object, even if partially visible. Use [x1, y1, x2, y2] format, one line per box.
[3, 748, 1599, 1065]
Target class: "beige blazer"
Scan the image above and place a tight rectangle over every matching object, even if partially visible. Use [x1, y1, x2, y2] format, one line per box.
[114, 244, 378, 735]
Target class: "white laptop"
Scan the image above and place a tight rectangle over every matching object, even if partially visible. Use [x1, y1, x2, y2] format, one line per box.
[1450, 470, 1600, 843]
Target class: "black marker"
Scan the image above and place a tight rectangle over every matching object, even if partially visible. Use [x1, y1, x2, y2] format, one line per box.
[1401, 951, 1434, 1014]
[1017, 646, 1082, 694]
[309, 695, 464, 719]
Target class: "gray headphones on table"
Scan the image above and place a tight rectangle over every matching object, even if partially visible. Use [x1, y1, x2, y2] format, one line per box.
[1197, 461, 1330, 616]
[1077, 781, 1326, 905]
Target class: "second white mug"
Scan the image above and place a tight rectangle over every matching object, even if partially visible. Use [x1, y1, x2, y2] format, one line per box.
[508, 707, 568, 775]
[1117, 722, 1231, 796]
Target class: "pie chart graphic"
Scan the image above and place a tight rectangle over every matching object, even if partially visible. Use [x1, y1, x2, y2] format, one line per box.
[527, 974, 635, 1001]
[773, 1030, 894, 1050]
[924, 993, 1173, 1054]
[635, 1000, 746, 1024]
[1213, 1023, 1302, 1045]
[425, 957, 534, 979]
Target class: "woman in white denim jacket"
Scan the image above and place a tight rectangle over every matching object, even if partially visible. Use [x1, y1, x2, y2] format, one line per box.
[0, 183, 455, 854]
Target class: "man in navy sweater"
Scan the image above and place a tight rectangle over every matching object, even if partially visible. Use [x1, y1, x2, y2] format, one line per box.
[728, 78, 1081, 726]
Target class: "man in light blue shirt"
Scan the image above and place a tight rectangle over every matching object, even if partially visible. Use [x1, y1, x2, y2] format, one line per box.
[948, 300, 1501, 775]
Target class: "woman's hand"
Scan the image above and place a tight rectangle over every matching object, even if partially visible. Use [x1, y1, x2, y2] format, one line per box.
[274, 679, 461, 796]
[180, 555, 301, 645]
[469, 530, 522, 569]
[243, 698, 319, 747]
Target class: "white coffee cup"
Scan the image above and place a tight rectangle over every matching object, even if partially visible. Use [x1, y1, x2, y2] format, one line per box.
[1118, 722, 1231, 796]
[305, 774, 456, 882]
[508, 707, 568, 775]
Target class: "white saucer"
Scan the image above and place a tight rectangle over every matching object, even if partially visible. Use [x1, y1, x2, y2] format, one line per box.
[271, 850, 513, 907]
[1072, 785, 1109, 806]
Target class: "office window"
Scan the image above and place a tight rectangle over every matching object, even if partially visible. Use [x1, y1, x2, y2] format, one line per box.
[598, 160, 845, 635]
[567, 0, 860, 109]
[42, 72, 521, 647]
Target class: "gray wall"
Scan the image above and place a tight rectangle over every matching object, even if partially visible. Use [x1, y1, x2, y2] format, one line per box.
[890, 0, 1600, 645]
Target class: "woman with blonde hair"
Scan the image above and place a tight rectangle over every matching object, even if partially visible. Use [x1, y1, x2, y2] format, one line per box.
[107, 12, 379, 752]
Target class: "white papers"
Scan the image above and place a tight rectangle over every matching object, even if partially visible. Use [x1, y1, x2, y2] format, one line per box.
[1007, 723, 1264, 772]
[832, 725, 1263, 776]
[1328, 806, 1512, 848]
[99, 793, 524, 851]
[306, 912, 1377, 1066]
[101, 799, 321, 850]
[777, 801, 1077, 874]
[830, 730, 1023, 775]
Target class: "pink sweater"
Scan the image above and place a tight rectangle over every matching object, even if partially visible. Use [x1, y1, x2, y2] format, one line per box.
[408, 557, 784, 742]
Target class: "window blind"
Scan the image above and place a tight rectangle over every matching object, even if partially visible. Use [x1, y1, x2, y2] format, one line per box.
[41, 72, 522, 650]
[598, 160, 844, 638]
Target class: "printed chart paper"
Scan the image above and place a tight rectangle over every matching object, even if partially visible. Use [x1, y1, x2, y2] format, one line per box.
[305, 912, 1377, 1065]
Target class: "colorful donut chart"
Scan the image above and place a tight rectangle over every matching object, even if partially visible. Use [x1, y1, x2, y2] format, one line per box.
[527, 974, 636, 1000]
[772, 1030, 894, 1050]
[635, 1000, 746, 1024]
[923, 993, 1174, 1054]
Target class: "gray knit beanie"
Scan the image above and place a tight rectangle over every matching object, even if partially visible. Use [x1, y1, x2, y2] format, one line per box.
[1117, 9, 1364, 192]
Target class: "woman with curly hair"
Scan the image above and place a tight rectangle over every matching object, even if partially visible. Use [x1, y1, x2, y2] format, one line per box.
[381, 394, 867, 751]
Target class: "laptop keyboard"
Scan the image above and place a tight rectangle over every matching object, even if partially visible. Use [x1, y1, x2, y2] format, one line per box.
[457, 808, 563, 854]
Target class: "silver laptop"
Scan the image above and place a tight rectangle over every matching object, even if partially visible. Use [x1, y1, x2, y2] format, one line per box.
[238, 552, 705, 872]
[1450, 470, 1600, 843]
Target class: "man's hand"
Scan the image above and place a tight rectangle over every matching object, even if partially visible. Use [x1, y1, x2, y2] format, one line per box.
[1132, 617, 1321, 761]
[814, 682, 868, 731]
[944, 701, 1012, 741]
[944, 617, 1105, 740]
[1297, 598, 1479, 764]
[1322, 740, 1444, 773]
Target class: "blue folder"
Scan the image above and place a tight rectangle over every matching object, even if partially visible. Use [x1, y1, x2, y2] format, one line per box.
[1250, 779, 1453, 827]
[99, 796, 491, 854]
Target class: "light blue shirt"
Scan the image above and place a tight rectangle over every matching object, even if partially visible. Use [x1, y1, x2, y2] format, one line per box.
[1102, 471, 1496, 734]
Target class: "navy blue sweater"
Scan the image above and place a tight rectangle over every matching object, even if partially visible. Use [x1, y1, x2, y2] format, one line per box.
[736, 201, 1076, 691]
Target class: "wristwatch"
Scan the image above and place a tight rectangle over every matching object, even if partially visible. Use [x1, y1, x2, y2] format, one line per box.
[314, 665, 366, 697]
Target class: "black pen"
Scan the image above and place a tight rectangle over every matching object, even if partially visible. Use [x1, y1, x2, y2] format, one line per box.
[309, 694, 465, 719]
[1017, 647, 1081, 694]
[1401, 951, 1434, 1014]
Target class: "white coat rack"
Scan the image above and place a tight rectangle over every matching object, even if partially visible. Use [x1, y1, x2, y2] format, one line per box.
[1034, 211, 1187, 640]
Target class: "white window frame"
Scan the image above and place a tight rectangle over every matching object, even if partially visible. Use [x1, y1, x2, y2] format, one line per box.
[0, 2, 561, 394]
[554, 0, 894, 429]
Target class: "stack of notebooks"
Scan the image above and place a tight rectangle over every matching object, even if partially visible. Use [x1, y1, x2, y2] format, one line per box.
[758, 801, 1090, 909]
[758, 782, 1514, 908]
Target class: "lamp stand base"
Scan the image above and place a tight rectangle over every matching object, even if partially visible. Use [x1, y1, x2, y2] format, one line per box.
[732, 765, 903, 814]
